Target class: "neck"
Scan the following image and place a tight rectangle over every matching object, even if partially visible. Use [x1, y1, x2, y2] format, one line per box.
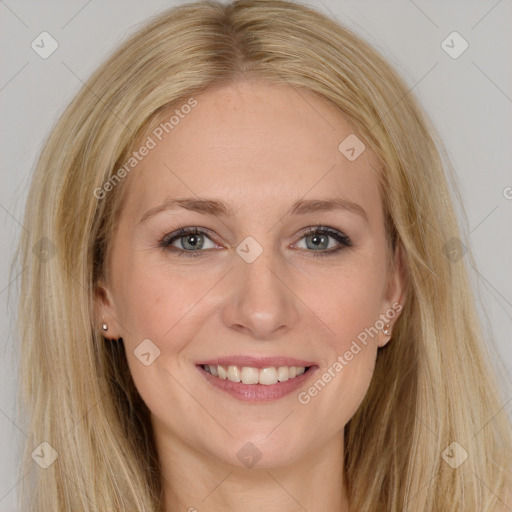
[155, 425, 352, 512]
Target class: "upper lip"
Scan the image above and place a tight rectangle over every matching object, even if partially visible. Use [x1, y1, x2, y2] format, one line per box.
[196, 356, 317, 369]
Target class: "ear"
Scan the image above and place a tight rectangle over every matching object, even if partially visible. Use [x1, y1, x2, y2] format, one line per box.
[93, 278, 122, 340]
[378, 242, 407, 348]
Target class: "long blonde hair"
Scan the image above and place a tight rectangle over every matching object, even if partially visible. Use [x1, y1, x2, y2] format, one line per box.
[13, 0, 512, 510]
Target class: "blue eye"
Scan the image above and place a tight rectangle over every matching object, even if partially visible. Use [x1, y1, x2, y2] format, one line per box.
[159, 227, 218, 257]
[159, 226, 352, 258]
[295, 226, 352, 254]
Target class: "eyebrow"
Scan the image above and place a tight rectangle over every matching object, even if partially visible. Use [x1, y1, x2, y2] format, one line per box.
[139, 196, 368, 224]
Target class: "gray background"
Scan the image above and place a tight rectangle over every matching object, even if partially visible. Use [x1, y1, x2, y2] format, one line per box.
[1, 1, 511, 509]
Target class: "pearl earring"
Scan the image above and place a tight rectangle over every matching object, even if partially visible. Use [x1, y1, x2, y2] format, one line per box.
[383, 324, 391, 336]
[101, 323, 108, 331]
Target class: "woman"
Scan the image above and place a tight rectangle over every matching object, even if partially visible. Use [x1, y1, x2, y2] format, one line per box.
[14, 0, 512, 510]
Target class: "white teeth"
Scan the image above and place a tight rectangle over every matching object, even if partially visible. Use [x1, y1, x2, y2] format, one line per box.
[241, 366, 259, 384]
[217, 365, 227, 379]
[259, 367, 278, 385]
[277, 366, 289, 382]
[227, 365, 241, 382]
[203, 364, 308, 384]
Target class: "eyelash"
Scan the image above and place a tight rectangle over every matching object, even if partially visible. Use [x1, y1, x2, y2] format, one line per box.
[158, 226, 352, 258]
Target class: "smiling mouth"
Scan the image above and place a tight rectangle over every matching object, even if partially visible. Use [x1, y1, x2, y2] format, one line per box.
[199, 364, 313, 385]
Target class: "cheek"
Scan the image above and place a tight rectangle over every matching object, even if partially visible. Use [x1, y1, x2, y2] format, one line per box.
[114, 258, 205, 343]
[310, 261, 388, 352]
[111, 256, 223, 399]
[114, 263, 201, 416]
[301, 273, 384, 431]
[304, 252, 388, 426]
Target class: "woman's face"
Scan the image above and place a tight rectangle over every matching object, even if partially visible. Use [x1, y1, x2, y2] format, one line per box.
[96, 80, 405, 469]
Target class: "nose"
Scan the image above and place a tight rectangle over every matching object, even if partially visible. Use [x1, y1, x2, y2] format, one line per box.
[221, 244, 300, 340]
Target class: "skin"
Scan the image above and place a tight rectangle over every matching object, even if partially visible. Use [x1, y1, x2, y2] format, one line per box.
[95, 80, 406, 512]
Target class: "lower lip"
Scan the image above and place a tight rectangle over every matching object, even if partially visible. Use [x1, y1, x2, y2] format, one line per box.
[197, 365, 319, 402]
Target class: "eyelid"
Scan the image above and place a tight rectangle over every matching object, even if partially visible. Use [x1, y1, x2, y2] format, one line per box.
[159, 225, 352, 257]
[296, 226, 352, 248]
[158, 226, 221, 253]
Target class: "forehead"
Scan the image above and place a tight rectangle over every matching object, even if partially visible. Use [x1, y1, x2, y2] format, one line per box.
[120, 80, 382, 222]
